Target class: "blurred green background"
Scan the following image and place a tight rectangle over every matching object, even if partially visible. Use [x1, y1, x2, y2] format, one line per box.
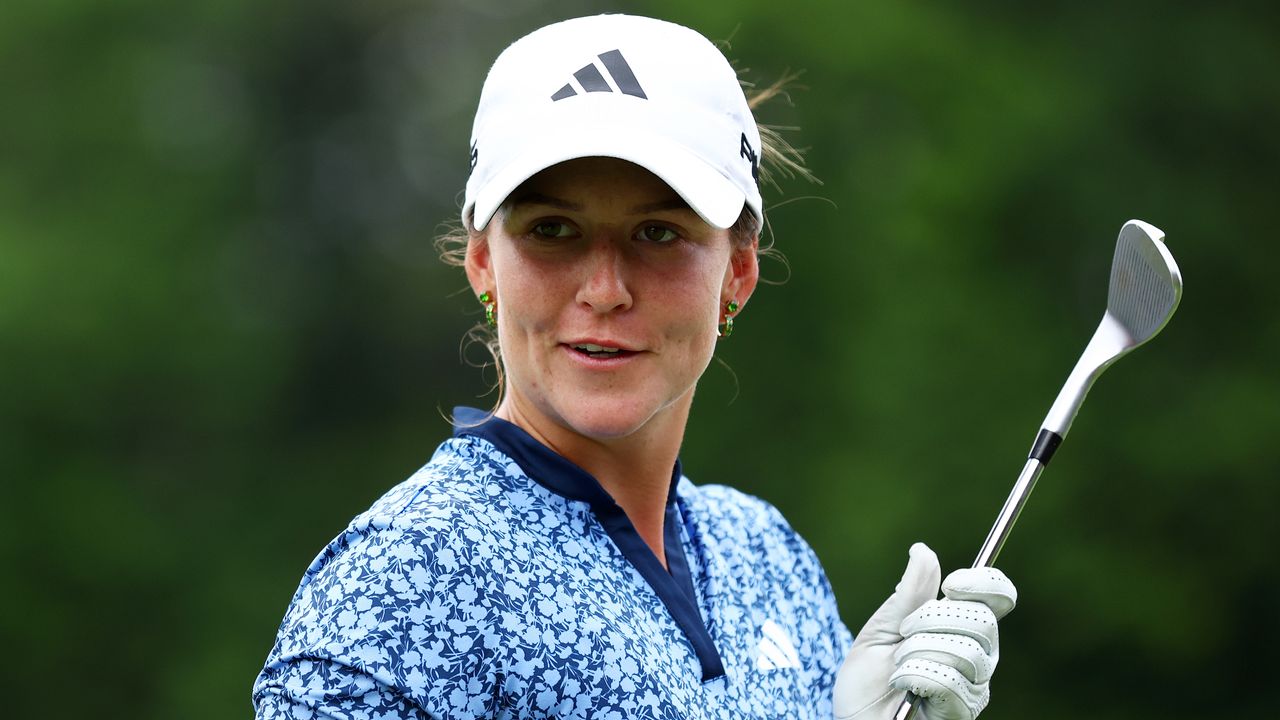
[3, 0, 1277, 717]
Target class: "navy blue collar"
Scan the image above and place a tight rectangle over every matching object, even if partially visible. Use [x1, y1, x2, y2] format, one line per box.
[451, 406, 684, 511]
[451, 406, 725, 682]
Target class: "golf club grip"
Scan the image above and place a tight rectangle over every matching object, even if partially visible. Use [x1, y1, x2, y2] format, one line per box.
[891, 455, 1050, 720]
[892, 694, 920, 719]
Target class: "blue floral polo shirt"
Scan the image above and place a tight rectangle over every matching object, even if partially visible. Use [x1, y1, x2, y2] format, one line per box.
[253, 408, 852, 718]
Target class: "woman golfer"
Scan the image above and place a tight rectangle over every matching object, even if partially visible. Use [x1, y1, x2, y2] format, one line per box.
[254, 14, 1016, 720]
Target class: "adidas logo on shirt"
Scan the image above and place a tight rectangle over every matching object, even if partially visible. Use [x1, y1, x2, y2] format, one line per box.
[551, 49, 648, 101]
[755, 619, 801, 671]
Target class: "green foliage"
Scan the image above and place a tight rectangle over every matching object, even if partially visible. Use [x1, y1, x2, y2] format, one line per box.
[2, 1, 1276, 717]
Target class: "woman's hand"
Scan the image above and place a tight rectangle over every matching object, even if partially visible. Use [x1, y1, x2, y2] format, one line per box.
[832, 543, 1017, 720]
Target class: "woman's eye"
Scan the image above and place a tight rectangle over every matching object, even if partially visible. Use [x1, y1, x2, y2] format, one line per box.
[638, 225, 678, 243]
[531, 221, 574, 238]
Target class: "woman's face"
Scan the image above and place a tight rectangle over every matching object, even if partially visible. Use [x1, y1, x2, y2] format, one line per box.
[465, 157, 759, 446]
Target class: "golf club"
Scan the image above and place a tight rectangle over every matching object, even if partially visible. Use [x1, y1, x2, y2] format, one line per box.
[894, 219, 1183, 720]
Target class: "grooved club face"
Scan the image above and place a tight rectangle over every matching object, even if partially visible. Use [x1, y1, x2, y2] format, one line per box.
[1107, 220, 1183, 349]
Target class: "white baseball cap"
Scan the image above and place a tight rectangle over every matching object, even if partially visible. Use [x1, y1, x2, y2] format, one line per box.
[463, 14, 764, 231]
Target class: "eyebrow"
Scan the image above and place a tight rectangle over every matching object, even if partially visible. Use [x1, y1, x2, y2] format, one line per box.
[508, 192, 582, 212]
[508, 192, 693, 215]
[630, 198, 694, 214]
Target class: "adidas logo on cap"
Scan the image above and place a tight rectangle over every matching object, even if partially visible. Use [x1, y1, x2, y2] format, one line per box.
[550, 49, 647, 101]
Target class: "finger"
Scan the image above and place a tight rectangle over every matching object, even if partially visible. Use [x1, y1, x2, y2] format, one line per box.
[941, 567, 1017, 619]
[892, 632, 994, 684]
[890, 659, 989, 720]
[853, 542, 941, 647]
[899, 599, 999, 655]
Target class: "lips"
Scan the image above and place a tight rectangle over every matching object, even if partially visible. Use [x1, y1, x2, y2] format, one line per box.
[563, 339, 639, 360]
[573, 343, 622, 358]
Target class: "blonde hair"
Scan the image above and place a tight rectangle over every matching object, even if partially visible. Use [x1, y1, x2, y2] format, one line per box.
[436, 74, 811, 413]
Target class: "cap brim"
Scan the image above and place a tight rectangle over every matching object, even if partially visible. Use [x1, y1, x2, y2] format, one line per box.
[469, 125, 750, 231]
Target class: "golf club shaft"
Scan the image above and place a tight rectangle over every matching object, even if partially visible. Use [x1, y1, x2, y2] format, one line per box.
[892, 448, 1053, 720]
[972, 455, 1047, 569]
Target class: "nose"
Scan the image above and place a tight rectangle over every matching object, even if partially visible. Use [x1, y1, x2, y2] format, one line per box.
[576, 238, 633, 314]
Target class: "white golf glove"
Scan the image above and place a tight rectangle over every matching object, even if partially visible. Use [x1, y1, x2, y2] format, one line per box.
[832, 543, 1017, 720]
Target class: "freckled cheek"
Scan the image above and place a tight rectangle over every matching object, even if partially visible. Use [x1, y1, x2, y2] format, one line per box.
[496, 263, 564, 334]
[659, 292, 720, 349]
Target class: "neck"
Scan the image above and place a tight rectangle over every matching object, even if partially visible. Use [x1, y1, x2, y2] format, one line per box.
[498, 395, 691, 569]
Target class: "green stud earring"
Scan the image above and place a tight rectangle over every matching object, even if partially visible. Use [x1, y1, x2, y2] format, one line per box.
[720, 299, 740, 338]
[479, 291, 496, 327]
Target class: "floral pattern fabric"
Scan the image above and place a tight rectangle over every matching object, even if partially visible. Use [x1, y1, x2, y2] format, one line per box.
[254, 434, 852, 718]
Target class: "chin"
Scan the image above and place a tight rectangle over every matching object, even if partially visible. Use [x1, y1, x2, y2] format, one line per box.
[556, 402, 658, 440]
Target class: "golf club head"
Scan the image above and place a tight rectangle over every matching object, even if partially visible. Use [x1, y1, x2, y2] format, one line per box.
[1107, 219, 1183, 351]
[1041, 219, 1182, 437]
